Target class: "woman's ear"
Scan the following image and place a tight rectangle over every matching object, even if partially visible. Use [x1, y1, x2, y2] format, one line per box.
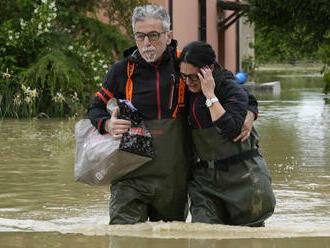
[210, 64, 215, 71]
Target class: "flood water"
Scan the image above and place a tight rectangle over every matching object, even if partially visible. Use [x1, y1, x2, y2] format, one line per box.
[1, 67, 330, 247]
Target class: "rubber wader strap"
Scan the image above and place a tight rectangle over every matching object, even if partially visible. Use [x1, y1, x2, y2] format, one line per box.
[172, 49, 185, 118]
[126, 61, 135, 102]
[199, 149, 261, 171]
[125, 50, 184, 117]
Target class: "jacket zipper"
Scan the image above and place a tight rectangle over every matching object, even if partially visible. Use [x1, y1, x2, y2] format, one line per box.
[156, 69, 161, 120]
[168, 74, 174, 110]
[193, 94, 202, 129]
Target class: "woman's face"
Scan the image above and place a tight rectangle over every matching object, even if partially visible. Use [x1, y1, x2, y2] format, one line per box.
[180, 62, 201, 93]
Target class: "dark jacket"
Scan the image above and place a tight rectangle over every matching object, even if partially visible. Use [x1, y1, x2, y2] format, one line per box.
[187, 63, 256, 140]
[88, 40, 183, 134]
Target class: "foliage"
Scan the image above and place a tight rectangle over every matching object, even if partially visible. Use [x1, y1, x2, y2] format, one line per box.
[0, 0, 133, 118]
[324, 72, 330, 94]
[245, 0, 330, 65]
[101, 0, 148, 37]
[241, 55, 257, 75]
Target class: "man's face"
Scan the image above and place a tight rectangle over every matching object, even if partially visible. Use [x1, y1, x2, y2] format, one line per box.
[134, 18, 172, 62]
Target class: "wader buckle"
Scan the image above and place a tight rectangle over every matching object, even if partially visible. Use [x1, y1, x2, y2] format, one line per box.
[199, 149, 261, 172]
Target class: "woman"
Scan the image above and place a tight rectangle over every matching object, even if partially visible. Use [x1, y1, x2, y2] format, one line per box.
[179, 41, 276, 227]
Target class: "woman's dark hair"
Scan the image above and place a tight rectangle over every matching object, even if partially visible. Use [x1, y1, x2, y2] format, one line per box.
[179, 41, 216, 68]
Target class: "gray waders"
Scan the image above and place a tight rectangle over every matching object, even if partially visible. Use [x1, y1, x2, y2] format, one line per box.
[189, 126, 276, 226]
[109, 117, 191, 224]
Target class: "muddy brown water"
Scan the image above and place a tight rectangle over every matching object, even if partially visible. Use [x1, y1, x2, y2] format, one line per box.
[0, 70, 329, 247]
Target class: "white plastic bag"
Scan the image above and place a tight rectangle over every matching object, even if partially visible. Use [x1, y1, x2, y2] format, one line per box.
[74, 99, 152, 186]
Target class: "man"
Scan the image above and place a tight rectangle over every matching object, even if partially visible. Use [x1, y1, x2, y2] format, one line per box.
[88, 5, 191, 224]
[88, 4, 257, 224]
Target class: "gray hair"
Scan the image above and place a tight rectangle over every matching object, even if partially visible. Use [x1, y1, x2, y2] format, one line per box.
[132, 5, 171, 33]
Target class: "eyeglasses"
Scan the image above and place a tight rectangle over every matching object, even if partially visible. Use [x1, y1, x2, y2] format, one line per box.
[180, 72, 199, 82]
[134, 31, 167, 42]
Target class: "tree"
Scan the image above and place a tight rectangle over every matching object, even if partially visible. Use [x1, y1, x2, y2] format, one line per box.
[102, 0, 148, 37]
[245, 0, 330, 93]
[0, 0, 145, 118]
[245, 0, 330, 64]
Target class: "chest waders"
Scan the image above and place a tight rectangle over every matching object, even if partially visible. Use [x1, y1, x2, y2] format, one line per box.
[109, 117, 190, 224]
[189, 126, 276, 226]
[109, 55, 191, 224]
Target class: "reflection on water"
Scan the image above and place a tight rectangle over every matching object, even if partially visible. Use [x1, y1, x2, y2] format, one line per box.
[0, 70, 330, 247]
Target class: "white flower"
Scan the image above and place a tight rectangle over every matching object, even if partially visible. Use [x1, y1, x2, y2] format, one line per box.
[2, 68, 11, 79]
[102, 64, 108, 69]
[14, 94, 22, 106]
[50, 1, 56, 9]
[34, 8, 39, 14]
[41, 0, 47, 4]
[29, 89, 38, 98]
[38, 23, 43, 30]
[20, 19, 26, 28]
[52, 92, 65, 103]
[68, 45, 73, 50]
[94, 76, 100, 81]
[24, 96, 32, 104]
[21, 84, 29, 93]
[71, 92, 79, 102]
[8, 36, 13, 40]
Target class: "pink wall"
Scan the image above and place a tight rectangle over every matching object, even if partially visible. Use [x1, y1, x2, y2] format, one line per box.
[224, 9, 237, 73]
[172, 0, 199, 49]
[148, 0, 236, 73]
[206, 0, 219, 61]
[106, 0, 238, 73]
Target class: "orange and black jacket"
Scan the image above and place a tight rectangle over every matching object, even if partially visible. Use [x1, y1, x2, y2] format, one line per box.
[88, 40, 185, 134]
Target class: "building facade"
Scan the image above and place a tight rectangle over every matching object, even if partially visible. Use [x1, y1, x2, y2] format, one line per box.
[148, 0, 254, 74]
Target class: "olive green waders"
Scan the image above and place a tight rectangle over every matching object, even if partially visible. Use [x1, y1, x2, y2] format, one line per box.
[189, 126, 276, 226]
[109, 117, 191, 224]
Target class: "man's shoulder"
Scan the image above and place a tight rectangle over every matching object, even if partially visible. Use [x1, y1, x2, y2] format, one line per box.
[108, 58, 129, 73]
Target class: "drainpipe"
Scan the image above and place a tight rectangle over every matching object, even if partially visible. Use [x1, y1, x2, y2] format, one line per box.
[169, 0, 173, 30]
[236, 0, 240, 73]
[199, 0, 206, 41]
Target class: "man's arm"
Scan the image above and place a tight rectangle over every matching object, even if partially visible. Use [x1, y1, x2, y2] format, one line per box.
[88, 61, 131, 138]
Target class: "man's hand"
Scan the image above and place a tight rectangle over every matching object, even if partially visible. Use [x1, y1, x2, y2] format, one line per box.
[233, 110, 255, 142]
[105, 107, 131, 139]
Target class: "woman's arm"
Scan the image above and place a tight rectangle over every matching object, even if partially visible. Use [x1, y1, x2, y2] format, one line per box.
[198, 66, 249, 140]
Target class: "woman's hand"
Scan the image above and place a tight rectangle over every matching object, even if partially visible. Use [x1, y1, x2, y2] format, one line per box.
[198, 66, 216, 99]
